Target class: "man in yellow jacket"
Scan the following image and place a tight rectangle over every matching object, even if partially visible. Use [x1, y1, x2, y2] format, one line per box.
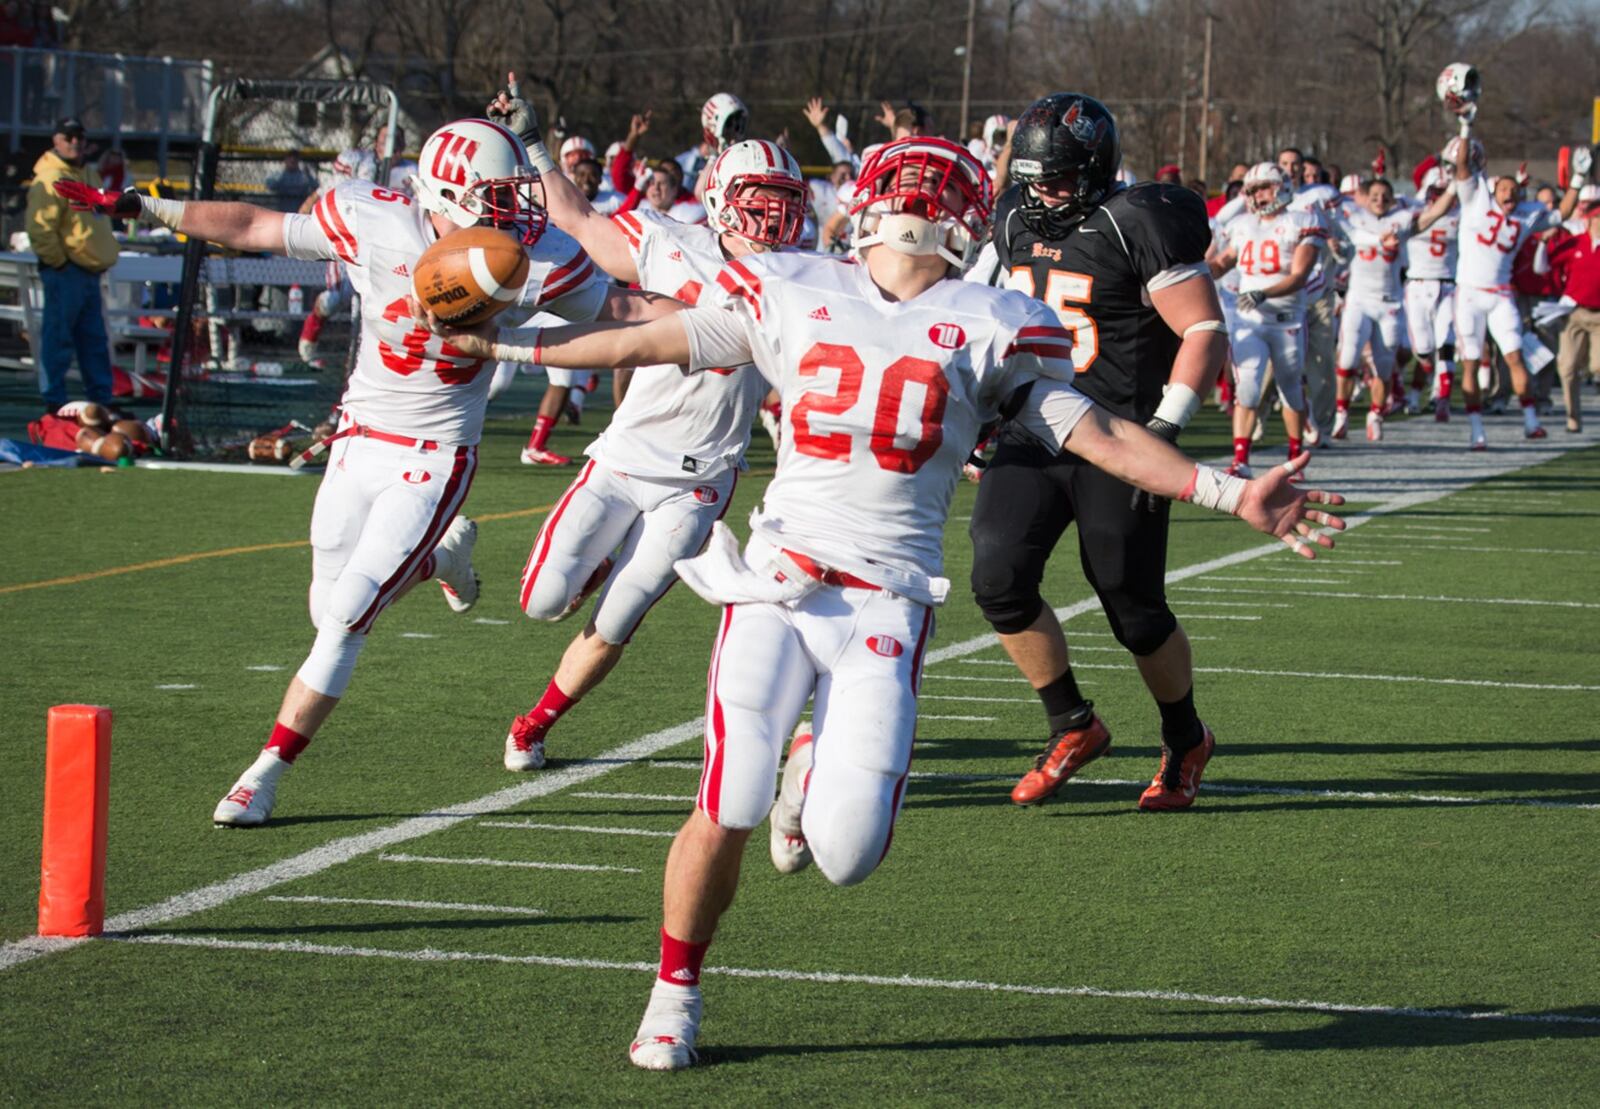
[25, 117, 119, 409]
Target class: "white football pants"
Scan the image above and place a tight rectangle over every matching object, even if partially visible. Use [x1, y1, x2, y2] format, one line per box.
[1455, 285, 1522, 362]
[1404, 279, 1456, 357]
[1338, 297, 1405, 374]
[1231, 319, 1307, 411]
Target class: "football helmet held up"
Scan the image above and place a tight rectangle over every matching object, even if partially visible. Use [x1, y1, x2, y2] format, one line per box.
[1436, 63, 1482, 115]
[1242, 162, 1292, 215]
[701, 93, 749, 150]
[848, 136, 993, 271]
[1007, 92, 1122, 238]
[702, 140, 808, 248]
[413, 119, 547, 244]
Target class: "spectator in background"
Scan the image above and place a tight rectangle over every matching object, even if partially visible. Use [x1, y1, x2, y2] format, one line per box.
[573, 156, 623, 215]
[376, 124, 418, 193]
[611, 111, 708, 223]
[25, 116, 118, 409]
[266, 150, 317, 212]
[875, 100, 929, 139]
[1208, 164, 1249, 216]
[1545, 187, 1600, 432]
[1155, 163, 1182, 185]
[801, 97, 854, 219]
[1535, 184, 1559, 211]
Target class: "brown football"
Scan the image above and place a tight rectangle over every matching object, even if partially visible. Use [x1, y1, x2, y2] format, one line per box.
[412, 226, 531, 326]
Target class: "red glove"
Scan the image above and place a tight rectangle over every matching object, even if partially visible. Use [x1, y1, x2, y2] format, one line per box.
[52, 180, 141, 217]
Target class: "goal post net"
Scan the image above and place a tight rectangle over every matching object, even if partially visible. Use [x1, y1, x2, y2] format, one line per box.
[159, 78, 401, 458]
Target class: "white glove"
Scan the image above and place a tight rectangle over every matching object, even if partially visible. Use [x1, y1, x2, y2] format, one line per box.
[1571, 146, 1593, 190]
[632, 161, 653, 191]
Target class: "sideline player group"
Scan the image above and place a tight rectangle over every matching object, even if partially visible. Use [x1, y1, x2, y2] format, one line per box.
[53, 58, 1590, 1070]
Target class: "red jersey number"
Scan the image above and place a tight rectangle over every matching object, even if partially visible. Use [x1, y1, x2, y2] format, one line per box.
[674, 280, 736, 375]
[790, 342, 948, 473]
[1475, 210, 1521, 253]
[378, 297, 484, 384]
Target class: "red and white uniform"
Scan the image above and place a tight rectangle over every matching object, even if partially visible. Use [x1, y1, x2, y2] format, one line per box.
[1403, 199, 1459, 356]
[1335, 206, 1417, 370]
[1453, 173, 1562, 360]
[279, 180, 605, 657]
[1289, 183, 1342, 300]
[1225, 209, 1325, 410]
[517, 209, 765, 646]
[676, 251, 1085, 884]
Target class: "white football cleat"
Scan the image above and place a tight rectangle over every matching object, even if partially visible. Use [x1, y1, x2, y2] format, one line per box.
[434, 516, 480, 613]
[520, 446, 572, 466]
[297, 338, 318, 363]
[1303, 420, 1322, 448]
[503, 713, 548, 771]
[769, 724, 814, 874]
[1366, 410, 1383, 441]
[212, 750, 290, 827]
[1331, 409, 1349, 440]
[1250, 416, 1266, 443]
[629, 980, 702, 1071]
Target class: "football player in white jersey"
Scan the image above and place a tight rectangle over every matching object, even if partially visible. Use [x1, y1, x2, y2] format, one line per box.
[1330, 177, 1453, 439]
[423, 136, 1345, 1071]
[54, 118, 666, 828]
[1403, 164, 1462, 419]
[483, 77, 808, 771]
[1211, 162, 1328, 474]
[1448, 124, 1582, 446]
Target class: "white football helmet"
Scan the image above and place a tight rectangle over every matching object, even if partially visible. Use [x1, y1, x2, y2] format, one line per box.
[413, 119, 547, 243]
[982, 113, 1012, 148]
[559, 135, 595, 170]
[702, 139, 807, 248]
[1338, 173, 1363, 197]
[1440, 135, 1486, 175]
[848, 136, 993, 271]
[332, 148, 377, 183]
[700, 93, 749, 149]
[1417, 164, 1450, 199]
[1436, 63, 1482, 114]
[1242, 161, 1292, 215]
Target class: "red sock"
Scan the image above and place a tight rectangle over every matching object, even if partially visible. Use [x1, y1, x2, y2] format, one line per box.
[1438, 371, 1454, 399]
[658, 927, 710, 986]
[1233, 437, 1251, 464]
[266, 721, 311, 763]
[1218, 376, 1233, 404]
[526, 414, 556, 450]
[1336, 398, 1350, 413]
[1287, 436, 1302, 458]
[521, 680, 577, 740]
[299, 312, 324, 343]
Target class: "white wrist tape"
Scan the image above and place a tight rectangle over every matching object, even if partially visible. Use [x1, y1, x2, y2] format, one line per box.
[527, 141, 557, 175]
[1182, 319, 1228, 338]
[1571, 173, 1589, 192]
[141, 196, 186, 231]
[1153, 382, 1201, 430]
[1180, 464, 1247, 516]
[493, 324, 544, 366]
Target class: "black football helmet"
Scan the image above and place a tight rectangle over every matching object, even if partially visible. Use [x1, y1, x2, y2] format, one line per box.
[1009, 93, 1121, 238]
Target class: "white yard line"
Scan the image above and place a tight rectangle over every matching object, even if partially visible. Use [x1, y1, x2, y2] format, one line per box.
[3, 425, 1586, 974]
[473, 618, 511, 626]
[1368, 543, 1599, 557]
[1202, 575, 1346, 585]
[921, 714, 999, 721]
[380, 853, 640, 875]
[110, 933, 1600, 1028]
[572, 792, 695, 803]
[1365, 524, 1492, 533]
[1174, 586, 1600, 610]
[155, 684, 198, 690]
[400, 632, 438, 639]
[1168, 614, 1263, 621]
[1032, 663, 1600, 693]
[245, 665, 286, 672]
[478, 821, 676, 839]
[265, 895, 547, 916]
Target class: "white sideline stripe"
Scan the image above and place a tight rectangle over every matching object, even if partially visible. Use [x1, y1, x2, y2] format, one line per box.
[479, 820, 676, 839]
[473, 618, 511, 626]
[381, 853, 641, 874]
[922, 694, 1038, 704]
[1260, 565, 1371, 574]
[0, 719, 700, 971]
[245, 665, 285, 672]
[265, 895, 547, 916]
[0, 447, 1556, 973]
[400, 632, 438, 639]
[572, 792, 695, 803]
[1043, 663, 1600, 693]
[921, 714, 999, 721]
[110, 933, 1600, 1028]
[1363, 532, 1471, 542]
[1286, 558, 1400, 565]
[910, 772, 1600, 810]
[156, 683, 197, 690]
[1175, 586, 1600, 610]
[1204, 575, 1345, 585]
[1171, 614, 1262, 621]
[647, 761, 705, 771]
[1057, 629, 1217, 640]
[1368, 524, 1491, 533]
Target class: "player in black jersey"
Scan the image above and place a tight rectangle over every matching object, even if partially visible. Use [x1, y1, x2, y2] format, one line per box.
[967, 93, 1231, 811]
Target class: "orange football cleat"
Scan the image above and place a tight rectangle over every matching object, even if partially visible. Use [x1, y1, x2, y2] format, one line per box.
[1010, 712, 1112, 805]
[1138, 725, 1216, 811]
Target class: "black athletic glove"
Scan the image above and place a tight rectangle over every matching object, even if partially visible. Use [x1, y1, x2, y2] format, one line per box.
[1130, 416, 1180, 513]
[1236, 289, 1267, 313]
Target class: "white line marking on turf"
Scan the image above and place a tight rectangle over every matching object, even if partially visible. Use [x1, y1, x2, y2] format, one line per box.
[921, 714, 999, 721]
[1175, 586, 1600, 609]
[265, 895, 547, 916]
[112, 934, 1600, 1028]
[400, 632, 438, 639]
[1369, 524, 1492, 533]
[1372, 543, 1600, 557]
[572, 792, 695, 803]
[473, 618, 511, 626]
[155, 683, 197, 690]
[1203, 575, 1345, 585]
[245, 665, 285, 672]
[647, 761, 705, 771]
[479, 820, 676, 839]
[380, 853, 641, 874]
[922, 694, 1038, 704]
[1010, 663, 1600, 693]
[1170, 614, 1263, 621]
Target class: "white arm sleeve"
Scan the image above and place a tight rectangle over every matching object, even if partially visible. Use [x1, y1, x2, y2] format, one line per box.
[1011, 379, 1093, 449]
[680, 304, 758, 372]
[1145, 261, 1209, 293]
[281, 213, 339, 262]
[818, 130, 851, 166]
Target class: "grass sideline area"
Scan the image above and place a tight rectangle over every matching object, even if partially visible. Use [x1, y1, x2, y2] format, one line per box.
[2, 397, 1597, 1104]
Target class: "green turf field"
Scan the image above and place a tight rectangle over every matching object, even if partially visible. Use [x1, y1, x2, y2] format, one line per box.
[2, 396, 1597, 1105]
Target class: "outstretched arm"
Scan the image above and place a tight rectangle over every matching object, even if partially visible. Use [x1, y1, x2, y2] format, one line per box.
[52, 182, 288, 253]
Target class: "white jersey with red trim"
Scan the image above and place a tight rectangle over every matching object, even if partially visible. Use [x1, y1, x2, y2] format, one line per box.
[1339, 206, 1418, 302]
[286, 179, 605, 445]
[1455, 173, 1560, 289]
[1225, 209, 1325, 318]
[592, 208, 766, 479]
[694, 252, 1085, 602]
[1403, 199, 1459, 281]
[1289, 183, 1340, 296]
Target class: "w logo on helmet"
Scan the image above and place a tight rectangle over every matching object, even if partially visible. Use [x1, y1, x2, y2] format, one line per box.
[1062, 101, 1108, 150]
[430, 133, 481, 187]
